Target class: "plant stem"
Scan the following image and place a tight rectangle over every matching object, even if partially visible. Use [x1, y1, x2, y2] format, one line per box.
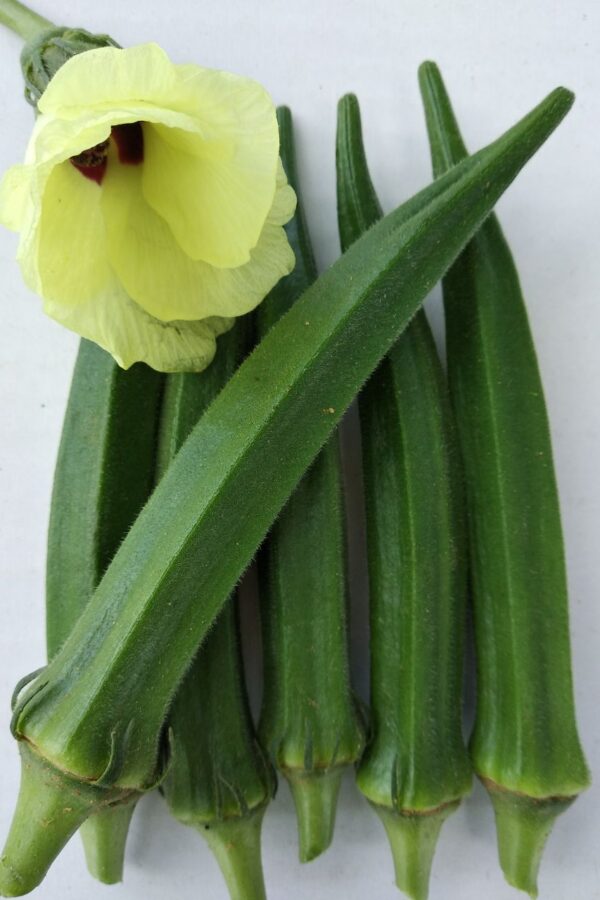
[79, 804, 136, 885]
[0, 743, 133, 897]
[201, 808, 268, 900]
[0, 0, 52, 41]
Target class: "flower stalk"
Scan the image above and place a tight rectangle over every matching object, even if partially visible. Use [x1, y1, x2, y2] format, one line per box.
[159, 320, 275, 900]
[0, 87, 574, 895]
[336, 92, 471, 900]
[257, 107, 364, 863]
[419, 61, 590, 896]
[0, 0, 52, 42]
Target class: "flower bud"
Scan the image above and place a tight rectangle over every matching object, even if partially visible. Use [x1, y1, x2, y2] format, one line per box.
[20, 27, 119, 108]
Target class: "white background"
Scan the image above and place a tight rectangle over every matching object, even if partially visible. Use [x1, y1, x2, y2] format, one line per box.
[0, 1, 598, 898]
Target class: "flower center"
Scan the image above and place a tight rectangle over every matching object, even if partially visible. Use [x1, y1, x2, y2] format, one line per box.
[70, 122, 145, 185]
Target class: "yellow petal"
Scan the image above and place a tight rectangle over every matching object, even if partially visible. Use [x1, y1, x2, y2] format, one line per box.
[37, 43, 280, 268]
[101, 145, 295, 321]
[34, 161, 113, 305]
[141, 74, 278, 267]
[38, 44, 181, 117]
[0, 164, 31, 231]
[44, 281, 233, 372]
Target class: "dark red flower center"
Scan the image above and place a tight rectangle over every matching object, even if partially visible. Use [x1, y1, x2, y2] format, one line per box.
[70, 122, 144, 185]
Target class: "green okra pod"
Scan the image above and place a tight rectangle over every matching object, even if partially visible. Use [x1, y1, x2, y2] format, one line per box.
[257, 107, 364, 863]
[419, 62, 590, 896]
[1, 88, 573, 896]
[336, 93, 471, 900]
[46, 339, 163, 883]
[160, 318, 275, 900]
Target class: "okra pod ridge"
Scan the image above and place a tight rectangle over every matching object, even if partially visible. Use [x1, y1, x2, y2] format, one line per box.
[45, 339, 163, 883]
[419, 60, 589, 895]
[258, 106, 364, 862]
[160, 320, 274, 900]
[337, 91, 471, 900]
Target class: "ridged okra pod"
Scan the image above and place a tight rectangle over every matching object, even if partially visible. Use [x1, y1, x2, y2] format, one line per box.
[419, 62, 590, 896]
[336, 94, 471, 900]
[46, 339, 163, 883]
[257, 107, 364, 862]
[161, 319, 275, 900]
[1, 89, 574, 896]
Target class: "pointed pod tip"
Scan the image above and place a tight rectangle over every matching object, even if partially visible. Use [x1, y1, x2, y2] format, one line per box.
[276, 105, 292, 127]
[286, 767, 344, 863]
[372, 800, 460, 900]
[337, 92, 360, 114]
[548, 86, 575, 113]
[417, 60, 441, 81]
[484, 779, 575, 897]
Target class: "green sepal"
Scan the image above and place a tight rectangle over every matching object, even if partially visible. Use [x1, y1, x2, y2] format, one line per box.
[20, 26, 119, 108]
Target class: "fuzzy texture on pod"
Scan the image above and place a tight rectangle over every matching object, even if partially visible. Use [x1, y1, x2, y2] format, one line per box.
[419, 62, 589, 897]
[336, 92, 471, 900]
[257, 107, 364, 864]
[45, 339, 163, 884]
[160, 319, 275, 900]
[1, 86, 574, 896]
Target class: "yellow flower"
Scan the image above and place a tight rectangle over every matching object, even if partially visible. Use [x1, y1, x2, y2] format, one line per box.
[0, 42, 296, 371]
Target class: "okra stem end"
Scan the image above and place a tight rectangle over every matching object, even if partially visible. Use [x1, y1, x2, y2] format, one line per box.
[79, 798, 137, 884]
[0, 742, 136, 897]
[285, 767, 344, 862]
[485, 780, 575, 897]
[199, 805, 268, 900]
[371, 800, 460, 900]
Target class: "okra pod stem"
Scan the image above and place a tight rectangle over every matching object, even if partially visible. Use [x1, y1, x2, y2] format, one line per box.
[336, 93, 471, 900]
[46, 339, 163, 883]
[419, 62, 590, 896]
[257, 110, 364, 864]
[1, 89, 573, 896]
[160, 320, 275, 900]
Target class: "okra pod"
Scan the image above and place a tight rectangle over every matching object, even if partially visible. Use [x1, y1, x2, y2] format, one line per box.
[336, 93, 471, 900]
[46, 339, 163, 883]
[160, 318, 275, 900]
[257, 107, 364, 862]
[1, 89, 573, 896]
[419, 62, 590, 896]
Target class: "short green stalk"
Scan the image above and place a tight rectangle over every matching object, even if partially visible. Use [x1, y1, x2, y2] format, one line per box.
[1, 87, 573, 895]
[0, 0, 52, 42]
[336, 93, 471, 900]
[45, 340, 163, 883]
[257, 107, 364, 863]
[160, 320, 275, 900]
[419, 62, 590, 896]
